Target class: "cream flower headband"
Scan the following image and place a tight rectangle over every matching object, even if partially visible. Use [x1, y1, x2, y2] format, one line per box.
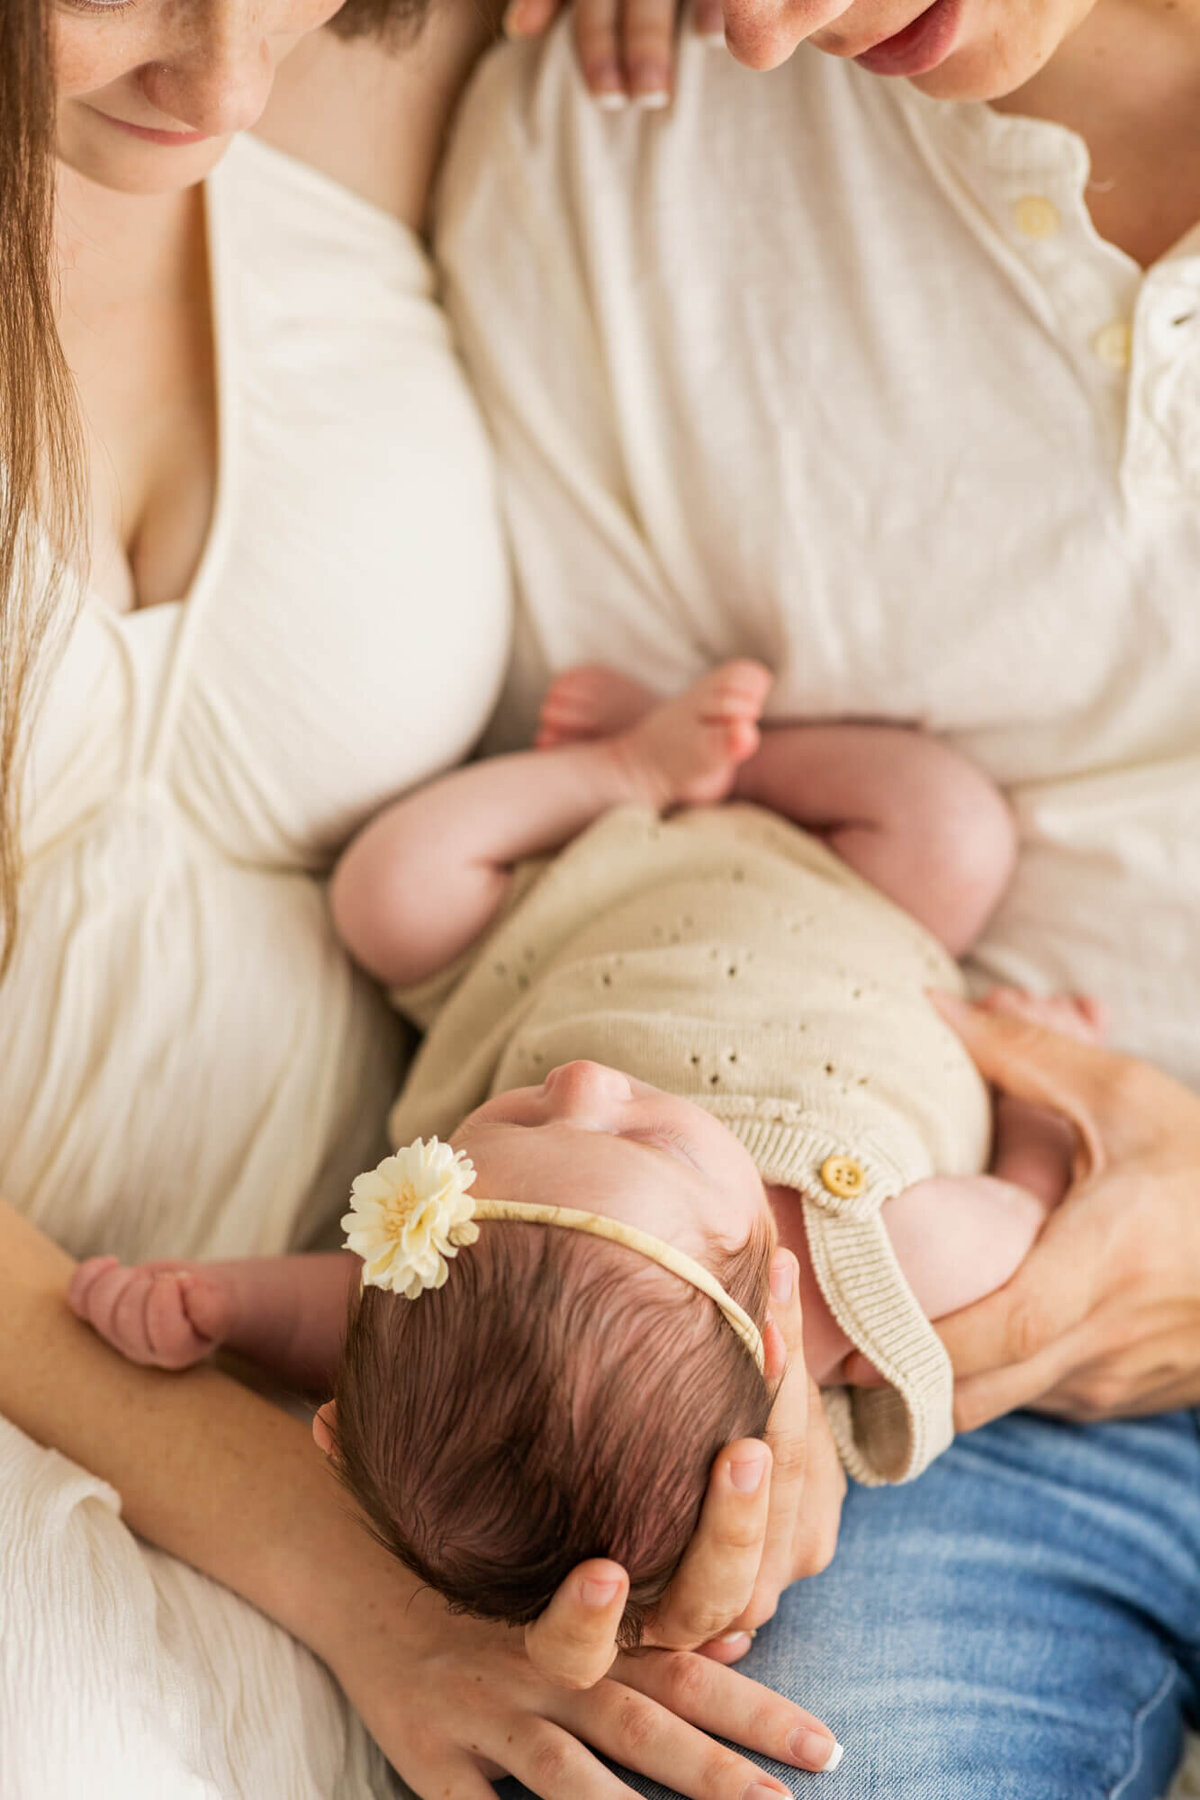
[341, 1137, 765, 1373]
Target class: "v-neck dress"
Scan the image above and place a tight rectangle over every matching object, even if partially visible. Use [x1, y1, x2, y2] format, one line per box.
[10, 132, 510, 1266]
[1, 136, 508, 1799]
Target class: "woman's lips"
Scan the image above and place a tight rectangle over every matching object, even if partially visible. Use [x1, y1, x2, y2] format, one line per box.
[853, 0, 964, 76]
[90, 108, 211, 147]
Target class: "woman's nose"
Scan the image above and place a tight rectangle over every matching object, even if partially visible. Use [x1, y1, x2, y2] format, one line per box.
[541, 1061, 633, 1121]
[139, 9, 276, 138]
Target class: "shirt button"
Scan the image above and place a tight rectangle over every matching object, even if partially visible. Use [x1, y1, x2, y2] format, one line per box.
[1012, 195, 1060, 240]
[1092, 319, 1133, 370]
[820, 1155, 865, 1199]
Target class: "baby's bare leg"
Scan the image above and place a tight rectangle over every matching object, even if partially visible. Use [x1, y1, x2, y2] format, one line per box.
[733, 725, 1016, 956]
[536, 670, 1016, 956]
[68, 1252, 358, 1390]
[331, 660, 771, 987]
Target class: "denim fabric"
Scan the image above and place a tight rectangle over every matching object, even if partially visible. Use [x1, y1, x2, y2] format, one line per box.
[498, 1411, 1200, 1799]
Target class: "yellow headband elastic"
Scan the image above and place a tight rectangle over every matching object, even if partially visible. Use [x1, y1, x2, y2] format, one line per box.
[341, 1138, 766, 1374]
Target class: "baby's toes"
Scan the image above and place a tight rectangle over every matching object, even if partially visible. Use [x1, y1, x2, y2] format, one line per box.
[144, 1273, 218, 1369]
[177, 1274, 235, 1350]
[73, 1262, 158, 1363]
[706, 659, 773, 720]
[67, 1255, 121, 1317]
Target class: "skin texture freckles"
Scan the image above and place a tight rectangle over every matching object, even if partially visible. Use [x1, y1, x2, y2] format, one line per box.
[52, 0, 342, 196]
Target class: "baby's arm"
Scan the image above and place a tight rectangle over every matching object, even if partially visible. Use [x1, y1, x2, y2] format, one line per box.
[67, 1251, 358, 1391]
[732, 723, 1016, 957]
[330, 660, 771, 988]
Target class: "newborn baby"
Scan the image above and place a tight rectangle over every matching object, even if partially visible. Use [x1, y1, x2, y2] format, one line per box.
[70, 663, 1097, 1642]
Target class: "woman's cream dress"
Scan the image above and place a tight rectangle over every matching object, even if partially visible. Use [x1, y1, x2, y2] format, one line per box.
[1, 133, 509, 1798]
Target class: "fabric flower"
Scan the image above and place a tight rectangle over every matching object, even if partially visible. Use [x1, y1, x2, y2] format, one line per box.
[341, 1138, 480, 1298]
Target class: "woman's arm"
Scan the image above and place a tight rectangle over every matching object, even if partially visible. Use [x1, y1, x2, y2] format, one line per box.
[3, 1203, 839, 1788]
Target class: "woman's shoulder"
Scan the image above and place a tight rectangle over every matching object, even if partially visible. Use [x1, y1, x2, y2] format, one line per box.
[252, 0, 499, 234]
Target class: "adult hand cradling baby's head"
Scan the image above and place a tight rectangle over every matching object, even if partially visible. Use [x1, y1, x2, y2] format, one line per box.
[326, 1063, 777, 1644]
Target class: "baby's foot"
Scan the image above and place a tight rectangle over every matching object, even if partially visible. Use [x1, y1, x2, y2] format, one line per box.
[980, 986, 1108, 1045]
[614, 659, 772, 809]
[536, 665, 656, 749]
[68, 1256, 236, 1370]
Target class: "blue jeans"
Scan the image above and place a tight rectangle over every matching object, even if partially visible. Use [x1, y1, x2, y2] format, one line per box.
[499, 1411, 1200, 1798]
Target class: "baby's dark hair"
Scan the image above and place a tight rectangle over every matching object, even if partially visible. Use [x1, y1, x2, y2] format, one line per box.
[331, 1218, 773, 1645]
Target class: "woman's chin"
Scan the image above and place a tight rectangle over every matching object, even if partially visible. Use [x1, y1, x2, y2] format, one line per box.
[55, 133, 233, 199]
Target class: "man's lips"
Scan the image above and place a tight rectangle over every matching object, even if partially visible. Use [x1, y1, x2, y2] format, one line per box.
[850, 0, 964, 76]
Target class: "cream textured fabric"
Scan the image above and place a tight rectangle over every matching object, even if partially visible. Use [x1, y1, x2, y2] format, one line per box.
[2, 133, 509, 1795]
[390, 804, 991, 1484]
[436, 27, 1200, 1096]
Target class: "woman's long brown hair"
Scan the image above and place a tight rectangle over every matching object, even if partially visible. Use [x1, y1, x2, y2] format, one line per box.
[0, 0, 430, 973]
[0, 0, 85, 974]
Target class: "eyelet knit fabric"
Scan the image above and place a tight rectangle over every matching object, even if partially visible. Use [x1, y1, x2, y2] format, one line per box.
[390, 803, 991, 1483]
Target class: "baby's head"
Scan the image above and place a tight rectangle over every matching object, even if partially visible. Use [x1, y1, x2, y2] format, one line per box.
[323, 1061, 775, 1644]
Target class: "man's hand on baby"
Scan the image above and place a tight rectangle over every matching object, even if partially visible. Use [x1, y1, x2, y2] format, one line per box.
[931, 992, 1200, 1426]
[68, 1257, 233, 1369]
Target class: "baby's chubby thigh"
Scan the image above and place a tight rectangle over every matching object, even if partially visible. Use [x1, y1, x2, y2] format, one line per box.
[880, 1174, 1053, 1321]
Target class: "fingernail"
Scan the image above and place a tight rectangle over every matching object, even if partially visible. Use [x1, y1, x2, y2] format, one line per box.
[634, 88, 671, 109]
[595, 89, 629, 110]
[770, 1254, 794, 1307]
[717, 1628, 752, 1646]
[788, 1729, 844, 1771]
[728, 1451, 767, 1493]
[700, 28, 727, 45]
[581, 1576, 622, 1607]
[744, 1784, 789, 1799]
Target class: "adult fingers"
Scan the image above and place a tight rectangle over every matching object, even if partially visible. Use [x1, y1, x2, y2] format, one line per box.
[504, 1720, 637, 1798]
[571, 0, 626, 103]
[616, 1648, 842, 1775]
[929, 991, 1166, 1171]
[691, 0, 725, 39]
[950, 1320, 1094, 1431]
[524, 1560, 629, 1689]
[646, 1440, 772, 1648]
[781, 1379, 845, 1579]
[503, 0, 566, 39]
[395, 1752, 495, 1800]
[936, 1184, 1117, 1388]
[568, 1680, 793, 1796]
[737, 1252, 811, 1627]
[621, 0, 679, 104]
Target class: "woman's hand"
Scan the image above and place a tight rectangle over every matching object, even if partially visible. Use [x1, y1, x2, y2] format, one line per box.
[326, 1560, 842, 1794]
[526, 1250, 846, 1682]
[502, 0, 860, 104]
[503, 0, 725, 110]
[927, 992, 1200, 1428]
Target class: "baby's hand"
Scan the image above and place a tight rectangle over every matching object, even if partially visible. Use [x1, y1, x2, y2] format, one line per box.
[67, 1257, 234, 1370]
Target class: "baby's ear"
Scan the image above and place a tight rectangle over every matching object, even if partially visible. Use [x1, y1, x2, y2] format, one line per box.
[312, 1400, 339, 1462]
